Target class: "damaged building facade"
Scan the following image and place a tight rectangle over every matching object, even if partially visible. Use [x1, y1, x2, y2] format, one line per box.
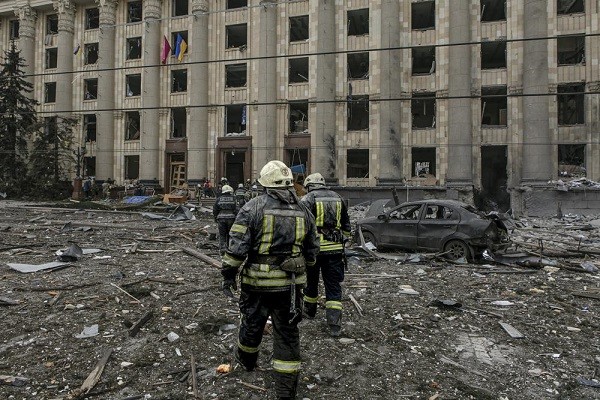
[0, 0, 599, 215]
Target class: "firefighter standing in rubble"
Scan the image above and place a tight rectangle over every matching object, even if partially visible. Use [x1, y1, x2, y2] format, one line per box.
[221, 160, 319, 400]
[300, 172, 351, 337]
[213, 184, 237, 256]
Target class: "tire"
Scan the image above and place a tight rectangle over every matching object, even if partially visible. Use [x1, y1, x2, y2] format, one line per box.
[362, 231, 378, 248]
[443, 239, 470, 261]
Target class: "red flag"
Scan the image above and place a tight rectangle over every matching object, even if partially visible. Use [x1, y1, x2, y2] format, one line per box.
[161, 36, 171, 64]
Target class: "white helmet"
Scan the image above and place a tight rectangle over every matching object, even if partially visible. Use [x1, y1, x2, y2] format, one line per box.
[258, 160, 293, 188]
[221, 185, 234, 194]
[303, 172, 325, 188]
[238, 183, 244, 188]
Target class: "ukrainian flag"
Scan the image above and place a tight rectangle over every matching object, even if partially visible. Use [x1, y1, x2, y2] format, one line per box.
[175, 33, 187, 62]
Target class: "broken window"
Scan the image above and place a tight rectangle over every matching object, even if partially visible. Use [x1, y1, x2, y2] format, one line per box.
[128, 1, 142, 23]
[84, 114, 97, 142]
[227, 0, 247, 9]
[558, 35, 585, 65]
[171, 107, 187, 138]
[171, 31, 189, 55]
[348, 8, 369, 36]
[412, 147, 436, 177]
[9, 20, 19, 40]
[289, 57, 309, 83]
[225, 104, 246, 135]
[84, 43, 99, 65]
[557, 0, 584, 14]
[348, 52, 369, 80]
[171, 69, 188, 93]
[125, 111, 141, 140]
[481, 86, 507, 126]
[424, 205, 454, 219]
[347, 95, 369, 131]
[481, 40, 506, 69]
[558, 144, 586, 178]
[44, 82, 56, 103]
[85, 8, 99, 30]
[226, 63, 247, 87]
[172, 0, 188, 16]
[84, 156, 96, 177]
[84, 79, 98, 100]
[125, 155, 140, 179]
[412, 46, 435, 75]
[45, 48, 57, 69]
[290, 15, 309, 42]
[481, 0, 506, 22]
[412, 92, 436, 129]
[46, 14, 58, 35]
[558, 83, 585, 125]
[390, 204, 422, 220]
[289, 101, 309, 133]
[347, 149, 369, 178]
[412, 1, 435, 30]
[226, 24, 247, 49]
[127, 37, 142, 60]
[126, 74, 141, 97]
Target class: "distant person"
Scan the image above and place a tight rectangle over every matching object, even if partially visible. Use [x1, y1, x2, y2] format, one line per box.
[212, 185, 236, 255]
[82, 177, 91, 199]
[234, 183, 247, 209]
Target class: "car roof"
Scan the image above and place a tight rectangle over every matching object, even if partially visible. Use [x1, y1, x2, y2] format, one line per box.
[401, 199, 471, 208]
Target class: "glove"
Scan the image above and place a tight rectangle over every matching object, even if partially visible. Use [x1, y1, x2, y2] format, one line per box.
[222, 278, 237, 298]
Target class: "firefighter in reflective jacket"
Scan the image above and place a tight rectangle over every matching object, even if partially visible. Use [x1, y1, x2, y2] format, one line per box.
[221, 160, 319, 400]
[213, 184, 237, 255]
[300, 172, 351, 337]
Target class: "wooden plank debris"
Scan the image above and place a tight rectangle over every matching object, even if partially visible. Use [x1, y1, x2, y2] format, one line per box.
[0, 374, 29, 386]
[571, 291, 600, 300]
[129, 311, 154, 338]
[348, 294, 364, 316]
[68, 348, 113, 398]
[110, 283, 142, 305]
[0, 296, 20, 306]
[499, 321, 525, 338]
[182, 247, 222, 269]
[191, 355, 198, 398]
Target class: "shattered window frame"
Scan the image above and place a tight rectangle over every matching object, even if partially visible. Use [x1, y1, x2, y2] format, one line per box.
[225, 63, 248, 88]
[557, 83, 585, 125]
[557, 0, 584, 15]
[124, 155, 140, 180]
[480, 0, 506, 22]
[481, 40, 507, 69]
[557, 35, 585, 65]
[412, 46, 436, 75]
[125, 111, 141, 141]
[83, 78, 98, 100]
[226, 23, 248, 49]
[9, 20, 19, 40]
[126, 37, 142, 60]
[85, 8, 100, 30]
[347, 52, 369, 80]
[84, 156, 96, 177]
[481, 86, 508, 127]
[558, 144, 586, 178]
[84, 114, 97, 142]
[347, 95, 370, 131]
[45, 48, 58, 70]
[84, 43, 99, 65]
[347, 8, 369, 36]
[225, 104, 246, 136]
[172, 0, 189, 17]
[126, 74, 142, 97]
[227, 0, 248, 9]
[127, 1, 143, 23]
[411, 147, 437, 177]
[171, 107, 187, 138]
[289, 100, 309, 134]
[171, 69, 188, 93]
[44, 82, 57, 103]
[290, 15, 309, 42]
[411, 92, 436, 129]
[289, 57, 309, 84]
[347, 149, 369, 178]
[412, 1, 436, 30]
[46, 14, 58, 35]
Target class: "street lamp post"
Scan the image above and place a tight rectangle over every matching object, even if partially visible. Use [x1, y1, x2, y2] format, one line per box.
[72, 146, 87, 200]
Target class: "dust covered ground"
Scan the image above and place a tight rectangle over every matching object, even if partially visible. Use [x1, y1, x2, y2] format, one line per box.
[0, 200, 599, 400]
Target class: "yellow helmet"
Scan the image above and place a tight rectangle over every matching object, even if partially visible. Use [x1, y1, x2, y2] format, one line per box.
[258, 160, 293, 188]
[303, 172, 325, 188]
[221, 185, 234, 194]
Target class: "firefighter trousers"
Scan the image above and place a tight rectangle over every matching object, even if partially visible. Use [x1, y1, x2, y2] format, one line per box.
[237, 288, 303, 398]
[303, 252, 344, 327]
[217, 218, 235, 255]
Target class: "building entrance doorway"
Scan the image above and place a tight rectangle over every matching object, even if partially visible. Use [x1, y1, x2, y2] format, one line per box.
[225, 151, 245, 188]
[479, 145, 509, 212]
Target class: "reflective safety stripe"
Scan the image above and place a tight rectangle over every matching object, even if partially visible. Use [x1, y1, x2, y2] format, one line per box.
[272, 359, 301, 374]
[315, 201, 324, 227]
[325, 300, 343, 310]
[293, 216, 305, 255]
[319, 234, 344, 252]
[342, 230, 351, 237]
[222, 253, 244, 268]
[264, 209, 305, 218]
[303, 295, 318, 304]
[244, 266, 288, 279]
[230, 223, 247, 234]
[335, 201, 341, 230]
[306, 259, 316, 267]
[238, 341, 259, 354]
[258, 214, 274, 254]
[241, 274, 307, 287]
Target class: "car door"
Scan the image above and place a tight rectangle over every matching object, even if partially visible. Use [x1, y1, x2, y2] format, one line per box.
[381, 204, 422, 249]
[417, 203, 460, 251]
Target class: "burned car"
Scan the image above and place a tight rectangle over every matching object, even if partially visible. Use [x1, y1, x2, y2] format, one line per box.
[356, 199, 510, 260]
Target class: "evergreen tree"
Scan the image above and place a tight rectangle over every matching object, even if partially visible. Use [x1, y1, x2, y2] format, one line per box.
[0, 42, 39, 196]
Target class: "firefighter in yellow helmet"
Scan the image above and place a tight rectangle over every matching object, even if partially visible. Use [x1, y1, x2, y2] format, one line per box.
[221, 160, 319, 399]
[300, 172, 351, 337]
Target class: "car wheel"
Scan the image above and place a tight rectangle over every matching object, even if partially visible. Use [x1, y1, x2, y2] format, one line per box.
[362, 231, 377, 248]
[443, 239, 470, 261]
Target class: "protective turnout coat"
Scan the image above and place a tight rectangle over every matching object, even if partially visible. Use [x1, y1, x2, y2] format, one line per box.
[212, 193, 237, 221]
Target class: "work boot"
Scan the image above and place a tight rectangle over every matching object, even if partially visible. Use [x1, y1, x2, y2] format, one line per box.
[234, 348, 257, 372]
[303, 301, 317, 319]
[326, 308, 342, 337]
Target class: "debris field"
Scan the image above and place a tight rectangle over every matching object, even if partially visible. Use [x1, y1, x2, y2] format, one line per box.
[0, 200, 599, 400]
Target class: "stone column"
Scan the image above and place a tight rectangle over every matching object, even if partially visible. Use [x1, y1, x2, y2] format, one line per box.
[95, 0, 117, 182]
[521, 0, 552, 183]
[14, 4, 36, 84]
[188, 0, 209, 185]
[376, 0, 402, 185]
[446, 2, 473, 189]
[54, 0, 75, 115]
[139, 0, 161, 186]
[310, 0, 336, 183]
[253, 0, 277, 171]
